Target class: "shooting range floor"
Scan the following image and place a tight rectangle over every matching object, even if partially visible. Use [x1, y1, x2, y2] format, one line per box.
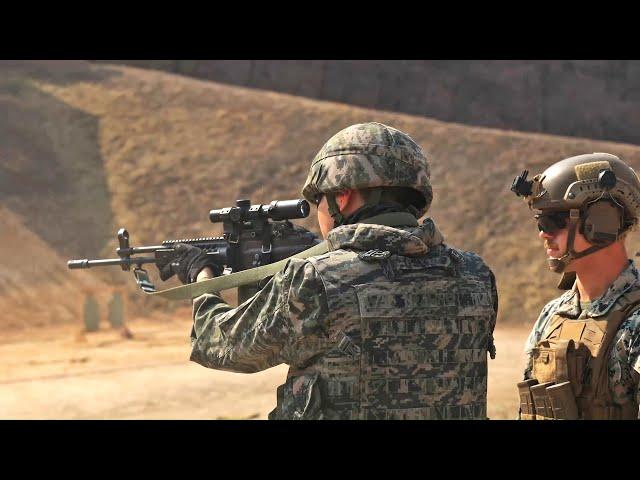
[0, 311, 527, 420]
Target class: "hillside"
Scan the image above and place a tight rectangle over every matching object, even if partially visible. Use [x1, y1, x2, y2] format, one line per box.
[104, 60, 640, 145]
[0, 206, 113, 329]
[2, 60, 640, 331]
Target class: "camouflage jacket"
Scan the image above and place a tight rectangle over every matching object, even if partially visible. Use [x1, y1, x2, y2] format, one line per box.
[190, 217, 498, 419]
[524, 260, 640, 413]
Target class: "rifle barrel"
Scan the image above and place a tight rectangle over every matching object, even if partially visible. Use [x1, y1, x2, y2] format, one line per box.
[67, 257, 158, 269]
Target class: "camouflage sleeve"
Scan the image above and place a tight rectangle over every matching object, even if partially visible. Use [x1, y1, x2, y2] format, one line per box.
[189, 258, 329, 373]
[621, 312, 640, 417]
[488, 270, 498, 359]
[522, 318, 540, 380]
[523, 298, 561, 380]
[607, 312, 640, 411]
[627, 313, 640, 377]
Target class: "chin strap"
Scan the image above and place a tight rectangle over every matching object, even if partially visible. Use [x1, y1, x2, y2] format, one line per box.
[548, 209, 612, 273]
[326, 193, 346, 228]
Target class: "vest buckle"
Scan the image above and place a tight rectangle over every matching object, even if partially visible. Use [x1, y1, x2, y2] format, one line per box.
[335, 331, 361, 359]
[358, 249, 391, 262]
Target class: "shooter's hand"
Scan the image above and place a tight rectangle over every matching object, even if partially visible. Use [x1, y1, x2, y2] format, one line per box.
[157, 243, 222, 284]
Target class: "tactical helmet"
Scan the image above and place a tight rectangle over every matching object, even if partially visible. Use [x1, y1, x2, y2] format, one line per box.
[301, 122, 433, 223]
[512, 152, 640, 274]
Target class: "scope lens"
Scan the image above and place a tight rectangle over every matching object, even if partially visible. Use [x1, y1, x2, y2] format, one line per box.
[300, 200, 310, 216]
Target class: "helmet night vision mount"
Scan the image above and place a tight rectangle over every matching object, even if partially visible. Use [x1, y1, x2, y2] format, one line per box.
[511, 153, 640, 279]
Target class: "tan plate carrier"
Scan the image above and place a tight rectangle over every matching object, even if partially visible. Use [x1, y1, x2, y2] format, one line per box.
[518, 289, 640, 420]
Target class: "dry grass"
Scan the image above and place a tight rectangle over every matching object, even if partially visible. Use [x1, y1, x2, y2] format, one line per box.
[2, 60, 640, 332]
[0, 206, 115, 328]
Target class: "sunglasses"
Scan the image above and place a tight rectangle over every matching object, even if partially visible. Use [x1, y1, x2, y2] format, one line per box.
[535, 211, 570, 234]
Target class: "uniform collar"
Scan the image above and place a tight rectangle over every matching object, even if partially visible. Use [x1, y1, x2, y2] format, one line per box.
[554, 289, 581, 317]
[326, 217, 445, 256]
[557, 260, 640, 318]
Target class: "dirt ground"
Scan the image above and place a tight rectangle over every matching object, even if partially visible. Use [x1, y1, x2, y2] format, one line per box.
[0, 311, 527, 420]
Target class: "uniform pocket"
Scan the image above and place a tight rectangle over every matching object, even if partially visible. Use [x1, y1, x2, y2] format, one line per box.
[268, 373, 324, 420]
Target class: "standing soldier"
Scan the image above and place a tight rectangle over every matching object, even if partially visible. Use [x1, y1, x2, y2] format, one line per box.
[512, 153, 640, 420]
[160, 122, 497, 420]
[107, 290, 124, 328]
[83, 291, 101, 332]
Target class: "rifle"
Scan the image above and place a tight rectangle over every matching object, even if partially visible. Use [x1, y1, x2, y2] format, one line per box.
[68, 199, 321, 303]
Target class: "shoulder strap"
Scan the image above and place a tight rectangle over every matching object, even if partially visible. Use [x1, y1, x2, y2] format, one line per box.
[137, 241, 329, 301]
[135, 212, 417, 301]
[541, 313, 567, 341]
[617, 288, 640, 312]
[591, 287, 640, 399]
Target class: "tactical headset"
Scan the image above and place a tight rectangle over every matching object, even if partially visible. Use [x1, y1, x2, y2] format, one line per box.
[514, 167, 630, 274]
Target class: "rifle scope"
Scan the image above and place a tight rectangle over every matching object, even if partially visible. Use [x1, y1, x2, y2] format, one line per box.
[209, 199, 310, 224]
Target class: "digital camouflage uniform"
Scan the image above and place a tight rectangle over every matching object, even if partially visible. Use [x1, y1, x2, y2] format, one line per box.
[191, 217, 498, 419]
[512, 153, 640, 419]
[190, 122, 498, 419]
[524, 260, 640, 416]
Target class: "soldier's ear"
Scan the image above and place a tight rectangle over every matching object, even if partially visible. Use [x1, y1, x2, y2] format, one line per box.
[335, 190, 353, 210]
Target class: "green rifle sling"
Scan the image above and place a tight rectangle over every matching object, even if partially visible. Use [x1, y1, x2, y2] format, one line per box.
[141, 211, 418, 301]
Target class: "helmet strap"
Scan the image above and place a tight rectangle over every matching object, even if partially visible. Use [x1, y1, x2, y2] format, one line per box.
[326, 193, 346, 227]
[547, 209, 612, 273]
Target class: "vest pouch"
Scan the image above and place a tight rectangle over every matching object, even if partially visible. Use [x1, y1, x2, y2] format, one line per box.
[532, 339, 573, 384]
[517, 379, 539, 420]
[530, 382, 555, 419]
[565, 342, 591, 397]
[546, 381, 579, 420]
[268, 373, 324, 420]
[531, 294, 640, 420]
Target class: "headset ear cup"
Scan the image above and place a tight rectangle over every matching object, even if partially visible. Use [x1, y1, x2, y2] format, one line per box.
[582, 201, 623, 245]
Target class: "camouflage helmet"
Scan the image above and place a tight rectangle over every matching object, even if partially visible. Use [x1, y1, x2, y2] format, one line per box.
[301, 122, 433, 217]
[512, 152, 640, 275]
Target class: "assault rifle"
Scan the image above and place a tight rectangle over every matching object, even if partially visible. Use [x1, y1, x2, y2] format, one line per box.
[68, 199, 321, 303]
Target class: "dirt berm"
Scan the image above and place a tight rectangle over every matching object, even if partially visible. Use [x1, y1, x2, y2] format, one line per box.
[2, 60, 640, 331]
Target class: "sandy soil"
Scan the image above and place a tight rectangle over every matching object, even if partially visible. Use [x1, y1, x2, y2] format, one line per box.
[0, 313, 528, 420]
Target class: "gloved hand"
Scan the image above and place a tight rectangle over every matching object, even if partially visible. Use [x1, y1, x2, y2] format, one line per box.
[156, 243, 222, 284]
